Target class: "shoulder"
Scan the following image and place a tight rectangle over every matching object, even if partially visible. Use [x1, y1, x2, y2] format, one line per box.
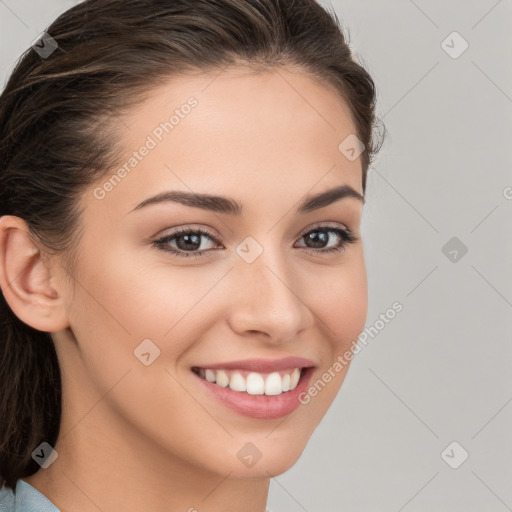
[0, 480, 60, 512]
[0, 484, 15, 512]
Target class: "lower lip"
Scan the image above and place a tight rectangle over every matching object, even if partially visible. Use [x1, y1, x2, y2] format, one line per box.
[193, 367, 314, 420]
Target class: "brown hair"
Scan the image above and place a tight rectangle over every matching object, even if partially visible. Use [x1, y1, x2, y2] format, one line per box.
[0, 0, 384, 490]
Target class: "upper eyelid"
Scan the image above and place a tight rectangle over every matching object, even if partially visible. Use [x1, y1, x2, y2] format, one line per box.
[155, 226, 219, 243]
[155, 222, 351, 242]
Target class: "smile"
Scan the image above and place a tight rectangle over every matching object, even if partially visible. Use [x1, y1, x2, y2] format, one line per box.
[190, 356, 315, 419]
[192, 367, 302, 396]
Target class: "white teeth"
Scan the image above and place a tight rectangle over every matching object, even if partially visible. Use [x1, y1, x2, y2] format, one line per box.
[196, 367, 304, 396]
[282, 373, 291, 392]
[216, 369, 229, 388]
[229, 372, 247, 392]
[205, 369, 216, 382]
[246, 372, 265, 395]
[290, 368, 300, 390]
[264, 372, 282, 396]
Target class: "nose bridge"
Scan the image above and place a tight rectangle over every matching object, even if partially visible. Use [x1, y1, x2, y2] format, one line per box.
[228, 237, 310, 339]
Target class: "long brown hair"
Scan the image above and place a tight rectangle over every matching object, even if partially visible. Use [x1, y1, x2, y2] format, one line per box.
[0, 0, 384, 490]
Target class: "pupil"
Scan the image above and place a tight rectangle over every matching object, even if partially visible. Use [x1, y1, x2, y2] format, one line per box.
[308, 231, 327, 248]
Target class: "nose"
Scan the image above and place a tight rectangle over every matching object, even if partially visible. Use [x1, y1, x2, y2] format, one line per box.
[227, 245, 312, 344]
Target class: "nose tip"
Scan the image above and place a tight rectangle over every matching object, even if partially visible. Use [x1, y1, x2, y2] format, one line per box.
[227, 258, 311, 342]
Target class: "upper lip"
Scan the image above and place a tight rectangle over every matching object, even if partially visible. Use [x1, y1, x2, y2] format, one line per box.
[193, 357, 315, 373]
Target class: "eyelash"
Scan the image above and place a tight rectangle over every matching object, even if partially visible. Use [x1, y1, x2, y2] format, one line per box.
[152, 224, 359, 259]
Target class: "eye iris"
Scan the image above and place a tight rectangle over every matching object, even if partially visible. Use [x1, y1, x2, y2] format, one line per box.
[306, 230, 329, 248]
[177, 233, 201, 251]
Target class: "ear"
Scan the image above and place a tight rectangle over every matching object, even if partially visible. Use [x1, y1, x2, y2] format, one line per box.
[0, 215, 69, 332]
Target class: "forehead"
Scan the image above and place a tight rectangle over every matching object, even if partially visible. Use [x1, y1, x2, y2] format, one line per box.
[90, 66, 362, 215]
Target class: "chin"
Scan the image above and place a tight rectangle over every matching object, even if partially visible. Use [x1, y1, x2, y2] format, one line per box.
[220, 432, 312, 479]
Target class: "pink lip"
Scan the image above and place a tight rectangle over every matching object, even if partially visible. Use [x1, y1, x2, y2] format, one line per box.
[192, 356, 315, 373]
[192, 365, 315, 420]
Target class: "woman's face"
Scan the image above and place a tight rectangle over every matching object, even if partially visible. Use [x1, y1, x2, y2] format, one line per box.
[54, 66, 367, 479]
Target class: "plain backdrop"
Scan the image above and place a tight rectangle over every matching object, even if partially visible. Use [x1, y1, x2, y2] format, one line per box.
[1, 1, 511, 511]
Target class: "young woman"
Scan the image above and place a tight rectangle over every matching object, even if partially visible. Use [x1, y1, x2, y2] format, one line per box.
[0, 0, 383, 510]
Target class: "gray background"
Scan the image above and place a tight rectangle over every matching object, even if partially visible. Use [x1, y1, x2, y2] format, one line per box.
[1, 1, 511, 511]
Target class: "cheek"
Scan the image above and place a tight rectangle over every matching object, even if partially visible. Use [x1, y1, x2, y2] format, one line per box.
[66, 245, 227, 374]
[292, 256, 367, 428]
[70, 244, 187, 336]
[309, 251, 368, 351]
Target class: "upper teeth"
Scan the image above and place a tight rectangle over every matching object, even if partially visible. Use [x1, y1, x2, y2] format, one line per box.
[196, 368, 302, 396]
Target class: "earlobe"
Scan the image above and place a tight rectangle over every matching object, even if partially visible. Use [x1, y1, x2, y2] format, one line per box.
[0, 215, 69, 332]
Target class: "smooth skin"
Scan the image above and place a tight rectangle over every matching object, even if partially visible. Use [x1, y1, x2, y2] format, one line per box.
[0, 65, 367, 512]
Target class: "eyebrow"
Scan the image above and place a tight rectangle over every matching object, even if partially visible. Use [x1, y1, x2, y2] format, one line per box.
[130, 184, 364, 215]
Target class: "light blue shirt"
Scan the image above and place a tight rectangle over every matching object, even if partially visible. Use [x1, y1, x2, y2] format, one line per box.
[0, 480, 59, 512]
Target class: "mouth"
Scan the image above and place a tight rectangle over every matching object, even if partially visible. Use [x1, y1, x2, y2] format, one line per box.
[191, 366, 303, 396]
[191, 361, 315, 420]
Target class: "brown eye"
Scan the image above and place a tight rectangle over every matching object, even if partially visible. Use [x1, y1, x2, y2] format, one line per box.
[153, 225, 358, 259]
[295, 226, 358, 254]
[153, 228, 220, 258]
